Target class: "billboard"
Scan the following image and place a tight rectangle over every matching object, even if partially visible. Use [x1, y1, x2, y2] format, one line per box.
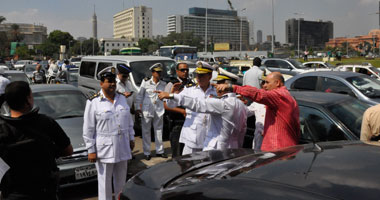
[214, 43, 230, 51]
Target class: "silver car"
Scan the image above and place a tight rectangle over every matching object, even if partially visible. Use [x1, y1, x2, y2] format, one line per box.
[285, 71, 380, 106]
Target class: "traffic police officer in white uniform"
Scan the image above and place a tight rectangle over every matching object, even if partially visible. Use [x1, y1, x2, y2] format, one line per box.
[135, 63, 167, 160]
[164, 61, 217, 155]
[83, 67, 135, 200]
[159, 68, 249, 150]
[116, 63, 135, 109]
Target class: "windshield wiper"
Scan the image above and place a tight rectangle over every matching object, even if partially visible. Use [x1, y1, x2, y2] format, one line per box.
[56, 114, 83, 119]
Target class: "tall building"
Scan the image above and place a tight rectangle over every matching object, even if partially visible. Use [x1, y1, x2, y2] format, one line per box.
[286, 18, 333, 49]
[0, 23, 47, 45]
[257, 30, 263, 44]
[92, 6, 97, 39]
[167, 7, 251, 51]
[113, 6, 152, 39]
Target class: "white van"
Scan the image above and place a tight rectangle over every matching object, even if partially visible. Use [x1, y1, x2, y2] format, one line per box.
[78, 56, 176, 97]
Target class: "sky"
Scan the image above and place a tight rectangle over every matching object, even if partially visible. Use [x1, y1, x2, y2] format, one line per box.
[1, 0, 380, 43]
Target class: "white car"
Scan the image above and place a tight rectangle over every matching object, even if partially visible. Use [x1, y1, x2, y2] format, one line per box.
[14, 60, 33, 70]
[302, 61, 335, 69]
[335, 64, 380, 80]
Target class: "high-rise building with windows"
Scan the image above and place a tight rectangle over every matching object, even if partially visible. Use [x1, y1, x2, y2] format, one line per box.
[113, 6, 152, 39]
[167, 7, 251, 51]
[286, 18, 333, 49]
[257, 30, 263, 44]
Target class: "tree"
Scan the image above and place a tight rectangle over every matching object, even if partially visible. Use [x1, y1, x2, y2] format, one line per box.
[81, 38, 99, 55]
[138, 38, 155, 53]
[36, 40, 59, 57]
[11, 24, 23, 42]
[161, 32, 203, 50]
[0, 16, 6, 24]
[15, 45, 30, 59]
[48, 30, 74, 47]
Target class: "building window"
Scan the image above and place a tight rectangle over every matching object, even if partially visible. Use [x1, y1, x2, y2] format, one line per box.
[106, 43, 109, 46]
[123, 43, 125, 46]
[128, 43, 130, 47]
[112, 43, 114, 46]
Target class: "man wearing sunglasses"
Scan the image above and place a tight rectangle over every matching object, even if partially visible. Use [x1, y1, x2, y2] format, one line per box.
[135, 63, 167, 160]
[164, 62, 195, 157]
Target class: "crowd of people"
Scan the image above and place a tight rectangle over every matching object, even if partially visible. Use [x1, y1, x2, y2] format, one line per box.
[2, 56, 380, 200]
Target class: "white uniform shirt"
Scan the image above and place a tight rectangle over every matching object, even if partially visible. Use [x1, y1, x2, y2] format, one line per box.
[48, 64, 59, 76]
[116, 77, 136, 109]
[172, 93, 248, 150]
[135, 78, 166, 118]
[83, 90, 135, 163]
[0, 75, 10, 94]
[167, 84, 217, 149]
[243, 66, 263, 88]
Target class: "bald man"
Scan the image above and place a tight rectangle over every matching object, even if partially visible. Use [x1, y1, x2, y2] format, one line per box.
[216, 72, 300, 151]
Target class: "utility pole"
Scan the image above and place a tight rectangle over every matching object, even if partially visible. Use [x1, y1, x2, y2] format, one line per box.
[205, 0, 208, 53]
[271, 0, 274, 54]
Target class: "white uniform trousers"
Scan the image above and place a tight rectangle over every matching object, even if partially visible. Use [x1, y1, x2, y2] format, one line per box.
[95, 160, 128, 200]
[182, 145, 202, 155]
[141, 112, 164, 155]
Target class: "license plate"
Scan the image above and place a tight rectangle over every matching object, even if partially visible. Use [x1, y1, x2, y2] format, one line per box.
[75, 166, 97, 180]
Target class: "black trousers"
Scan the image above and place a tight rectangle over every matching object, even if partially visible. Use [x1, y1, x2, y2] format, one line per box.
[170, 121, 185, 158]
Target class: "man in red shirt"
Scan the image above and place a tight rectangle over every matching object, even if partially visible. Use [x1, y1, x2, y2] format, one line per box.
[216, 72, 300, 151]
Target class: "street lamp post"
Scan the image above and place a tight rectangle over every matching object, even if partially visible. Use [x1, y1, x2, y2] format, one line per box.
[271, 0, 274, 54]
[240, 8, 246, 59]
[205, 0, 208, 53]
[294, 12, 304, 58]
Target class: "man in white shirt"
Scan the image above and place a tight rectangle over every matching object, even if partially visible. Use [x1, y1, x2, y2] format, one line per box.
[243, 57, 264, 88]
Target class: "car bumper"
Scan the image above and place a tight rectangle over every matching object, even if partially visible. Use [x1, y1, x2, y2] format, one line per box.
[58, 159, 97, 187]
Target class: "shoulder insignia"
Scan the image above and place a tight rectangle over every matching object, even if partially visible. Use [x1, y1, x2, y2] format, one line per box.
[185, 83, 195, 88]
[89, 93, 100, 101]
[144, 77, 150, 81]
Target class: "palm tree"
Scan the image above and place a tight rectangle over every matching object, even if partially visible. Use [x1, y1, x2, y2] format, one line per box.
[11, 24, 23, 42]
[0, 16, 5, 24]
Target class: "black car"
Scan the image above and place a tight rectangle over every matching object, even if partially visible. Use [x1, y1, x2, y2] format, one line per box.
[243, 91, 369, 148]
[119, 141, 380, 199]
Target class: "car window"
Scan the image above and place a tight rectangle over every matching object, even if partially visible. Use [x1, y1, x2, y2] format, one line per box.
[33, 90, 86, 119]
[96, 62, 113, 77]
[79, 61, 96, 78]
[277, 60, 291, 69]
[346, 76, 380, 98]
[327, 99, 369, 137]
[319, 77, 353, 95]
[130, 60, 176, 86]
[299, 106, 346, 143]
[264, 60, 278, 68]
[303, 63, 312, 68]
[291, 76, 317, 90]
[288, 59, 308, 69]
[5, 73, 31, 83]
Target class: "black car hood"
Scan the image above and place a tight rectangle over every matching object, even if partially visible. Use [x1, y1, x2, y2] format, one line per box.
[123, 141, 380, 200]
[56, 117, 85, 151]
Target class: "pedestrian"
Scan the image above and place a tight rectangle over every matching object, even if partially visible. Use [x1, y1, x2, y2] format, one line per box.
[32, 64, 46, 84]
[215, 72, 300, 151]
[243, 57, 264, 88]
[135, 63, 167, 160]
[165, 61, 217, 155]
[116, 63, 135, 109]
[360, 104, 380, 146]
[0, 67, 10, 106]
[158, 68, 249, 150]
[0, 81, 73, 200]
[83, 66, 135, 200]
[47, 59, 58, 83]
[303, 50, 309, 61]
[61, 59, 69, 71]
[163, 62, 194, 158]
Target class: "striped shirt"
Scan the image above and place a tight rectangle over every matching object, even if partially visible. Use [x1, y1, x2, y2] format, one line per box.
[234, 85, 300, 151]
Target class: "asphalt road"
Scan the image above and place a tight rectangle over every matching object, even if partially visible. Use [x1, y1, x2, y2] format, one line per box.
[59, 136, 172, 200]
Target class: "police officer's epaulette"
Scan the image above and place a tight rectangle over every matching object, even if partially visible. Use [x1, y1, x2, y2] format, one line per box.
[89, 93, 100, 101]
[185, 82, 195, 88]
[143, 77, 150, 81]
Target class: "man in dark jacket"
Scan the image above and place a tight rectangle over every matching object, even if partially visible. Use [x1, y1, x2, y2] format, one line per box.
[0, 81, 73, 200]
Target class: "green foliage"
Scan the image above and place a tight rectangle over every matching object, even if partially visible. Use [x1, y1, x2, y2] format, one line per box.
[10, 24, 23, 42]
[36, 40, 59, 57]
[0, 16, 6, 24]
[0, 31, 9, 57]
[111, 49, 119, 55]
[138, 38, 155, 53]
[161, 32, 203, 50]
[15, 45, 30, 59]
[48, 30, 74, 46]
[81, 38, 99, 55]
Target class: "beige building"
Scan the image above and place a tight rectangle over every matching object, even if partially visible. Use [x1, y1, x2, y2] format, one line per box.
[99, 38, 139, 54]
[0, 23, 47, 45]
[113, 6, 152, 39]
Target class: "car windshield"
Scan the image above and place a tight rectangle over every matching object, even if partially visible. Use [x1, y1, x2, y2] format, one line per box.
[5, 73, 31, 83]
[71, 57, 82, 62]
[325, 63, 335, 68]
[346, 75, 380, 98]
[215, 57, 229, 64]
[33, 90, 86, 119]
[327, 99, 369, 137]
[129, 60, 176, 86]
[25, 65, 36, 72]
[222, 66, 239, 75]
[370, 66, 380, 75]
[288, 59, 308, 69]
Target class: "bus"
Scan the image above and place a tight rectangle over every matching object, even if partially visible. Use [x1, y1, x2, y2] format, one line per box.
[159, 45, 197, 61]
[120, 47, 142, 55]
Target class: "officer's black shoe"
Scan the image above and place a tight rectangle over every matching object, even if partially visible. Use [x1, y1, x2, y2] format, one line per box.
[145, 155, 151, 160]
[156, 153, 168, 158]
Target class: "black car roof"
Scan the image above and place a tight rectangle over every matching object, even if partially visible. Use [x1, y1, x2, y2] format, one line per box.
[290, 90, 355, 105]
